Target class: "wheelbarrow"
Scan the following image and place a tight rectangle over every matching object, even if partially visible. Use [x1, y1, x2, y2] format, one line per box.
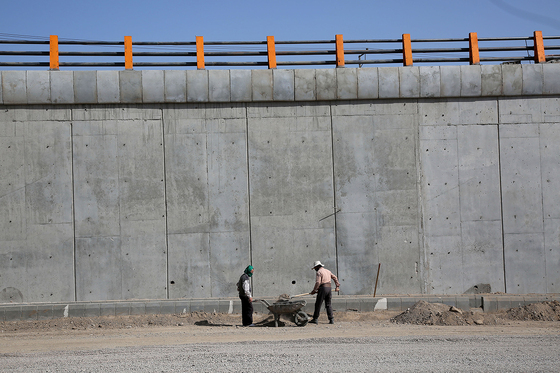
[256, 299, 309, 327]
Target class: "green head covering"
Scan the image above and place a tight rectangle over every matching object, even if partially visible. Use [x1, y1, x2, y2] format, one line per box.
[244, 265, 254, 277]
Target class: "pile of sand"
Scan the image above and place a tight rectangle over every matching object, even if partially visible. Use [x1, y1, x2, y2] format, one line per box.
[391, 300, 560, 326]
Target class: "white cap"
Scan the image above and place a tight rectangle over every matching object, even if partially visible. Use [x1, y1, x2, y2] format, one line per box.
[312, 260, 324, 269]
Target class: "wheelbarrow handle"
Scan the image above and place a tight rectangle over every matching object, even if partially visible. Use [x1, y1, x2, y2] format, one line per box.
[291, 293, 311, 298]
[255, 299, 271, 307]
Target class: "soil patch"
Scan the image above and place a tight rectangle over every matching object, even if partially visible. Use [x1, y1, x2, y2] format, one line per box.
[391, 300, 560, 326]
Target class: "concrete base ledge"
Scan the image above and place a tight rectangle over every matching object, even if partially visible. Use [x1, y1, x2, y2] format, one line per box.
[2, 64, 560, 105]
[1, 294, 559, 322]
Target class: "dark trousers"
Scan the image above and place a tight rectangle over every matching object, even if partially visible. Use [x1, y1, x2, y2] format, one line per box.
[240, 296, 253, 326]
[313, 285, 333, 321]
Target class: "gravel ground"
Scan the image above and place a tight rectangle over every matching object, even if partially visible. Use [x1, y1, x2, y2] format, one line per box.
[2, 334, 560, 372]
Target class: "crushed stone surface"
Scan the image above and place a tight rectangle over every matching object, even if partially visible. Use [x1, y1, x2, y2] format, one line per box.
[1, 302, 559, 372]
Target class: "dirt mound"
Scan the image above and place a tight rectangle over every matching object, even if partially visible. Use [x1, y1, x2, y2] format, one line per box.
[391, 300, 560, 326]
[502, 300, 560, 321]
[391, 301, 486, 326]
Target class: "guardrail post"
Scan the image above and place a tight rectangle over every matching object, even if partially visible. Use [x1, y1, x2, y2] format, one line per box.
[124, 36, 133, 70]
[267, 36, 277, 69]
[402, 33, 413, 66]
[469, 32, 480, 65]
[49, 35, 59, 70]
[335, 34, 344, 67]
[196, 36, 205, 69]
[533, 31, 546, 63]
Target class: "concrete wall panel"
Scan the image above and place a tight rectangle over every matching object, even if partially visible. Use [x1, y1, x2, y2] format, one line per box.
[168, 233, 211, 298]
[399, 66, 419, 98]
[376, 225, 421, 294]
[457, 125, 501, 222]
[337, 68, 358, 100]
[24, 121, 73, 225]
[252, 70, 273, 101]
[209, 70, 230, 102]
[164, 71, 187, 102]
[502, 64, 522, 96]
[142, 70, 164, 103]
[500, 134, 543, 234]
[316, 69, 336, 100]
[119, 71, 142, 103]
[504, 233, 546, 293]
[187, 70, 209, 102]
[295, 69, 316, 101]
[425, 235, 463, 293]
[97, 71, 120, 104]
[74, 71, 97, 104]
[2, 71, 27, 104]
[357, 67, 378, 99]
[544, 219, 560, 293]
[50, 71, 74, 104]
[76, 237, 122, 301]
[461, 220, 505, 293]
[336, 212, 378, 294]
[378, 67, 399, 98]
[251, 217, 335, 297]
[273, 69, 294, 101]
[420, 66, 440, 98]
[248, 103, 335, 296]
[420, 137, 461, 237]
[120, 219, 167, 299]
[26, 71, 50, 104]
[333, 103, 421, 294]
[540, 123, 560, 220]
[72, 126, 120, 237]
[210, 231, 251, 297]
[481, 65, 503, 96]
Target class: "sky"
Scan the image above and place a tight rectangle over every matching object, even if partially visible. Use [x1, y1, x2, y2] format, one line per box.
[1, 0, 559, 67]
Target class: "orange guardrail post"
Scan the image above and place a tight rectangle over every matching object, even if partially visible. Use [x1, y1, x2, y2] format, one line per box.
[469, 32, 480, 65]
[49, 35, 59, 70]
[335, 34, 344, 67]
[402, 33, 413, 66]
[196, 36, 205, 69]
[267, 36, 277, 69]
[533, 31, 546, 63]
[124, 36, 133, 70]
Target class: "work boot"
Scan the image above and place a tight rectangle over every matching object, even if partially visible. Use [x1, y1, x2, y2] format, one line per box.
[309, 318, 318, 324]
[329, 319, 334, 324]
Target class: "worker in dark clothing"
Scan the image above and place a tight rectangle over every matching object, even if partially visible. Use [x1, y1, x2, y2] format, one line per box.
[237, 265, 255, 326]
[309, 260, 340, 325]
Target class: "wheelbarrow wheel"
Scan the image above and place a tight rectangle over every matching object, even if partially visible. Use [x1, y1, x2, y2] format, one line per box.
[294, 311, 309, 327]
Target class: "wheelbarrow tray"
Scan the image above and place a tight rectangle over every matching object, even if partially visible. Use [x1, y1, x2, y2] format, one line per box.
[257, 299, 309, 327]
[266, 300, 306, 314]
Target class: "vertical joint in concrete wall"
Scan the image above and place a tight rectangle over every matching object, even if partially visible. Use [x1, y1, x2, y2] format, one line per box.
[196, 36, 205, 70]
[336, 34, 345, 67]
[125, 36, 133, 70]
[469, 32, 480, 65]
[267, 36, 277, 69]
[49, 35, 59, 70]
[533, 31, 546, 63]
[402, 34, 413, 66]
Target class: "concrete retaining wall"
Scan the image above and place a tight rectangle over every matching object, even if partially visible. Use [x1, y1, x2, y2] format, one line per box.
[1, 64, 560, 303]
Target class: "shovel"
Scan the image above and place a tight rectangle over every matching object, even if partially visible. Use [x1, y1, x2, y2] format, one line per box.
[277, 293, 310, 301]
[290, 293, 310, 299]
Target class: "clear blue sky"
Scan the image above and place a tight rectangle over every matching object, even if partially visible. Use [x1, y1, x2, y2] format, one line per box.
[2, 0, 559, 42]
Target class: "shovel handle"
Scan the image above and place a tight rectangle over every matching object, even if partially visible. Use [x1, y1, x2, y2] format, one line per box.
[291, 293, 310, 298]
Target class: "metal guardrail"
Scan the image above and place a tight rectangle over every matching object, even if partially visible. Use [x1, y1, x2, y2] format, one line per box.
[0, 32, 559, 70]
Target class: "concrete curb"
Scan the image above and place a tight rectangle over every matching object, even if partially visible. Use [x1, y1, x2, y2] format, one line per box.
[1, 294, 559, 322]
[2, 64, 560, 106]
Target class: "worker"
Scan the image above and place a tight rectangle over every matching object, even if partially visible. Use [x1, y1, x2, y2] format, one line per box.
[237, 265, 255, 326]
[309, 260, 340, 325]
